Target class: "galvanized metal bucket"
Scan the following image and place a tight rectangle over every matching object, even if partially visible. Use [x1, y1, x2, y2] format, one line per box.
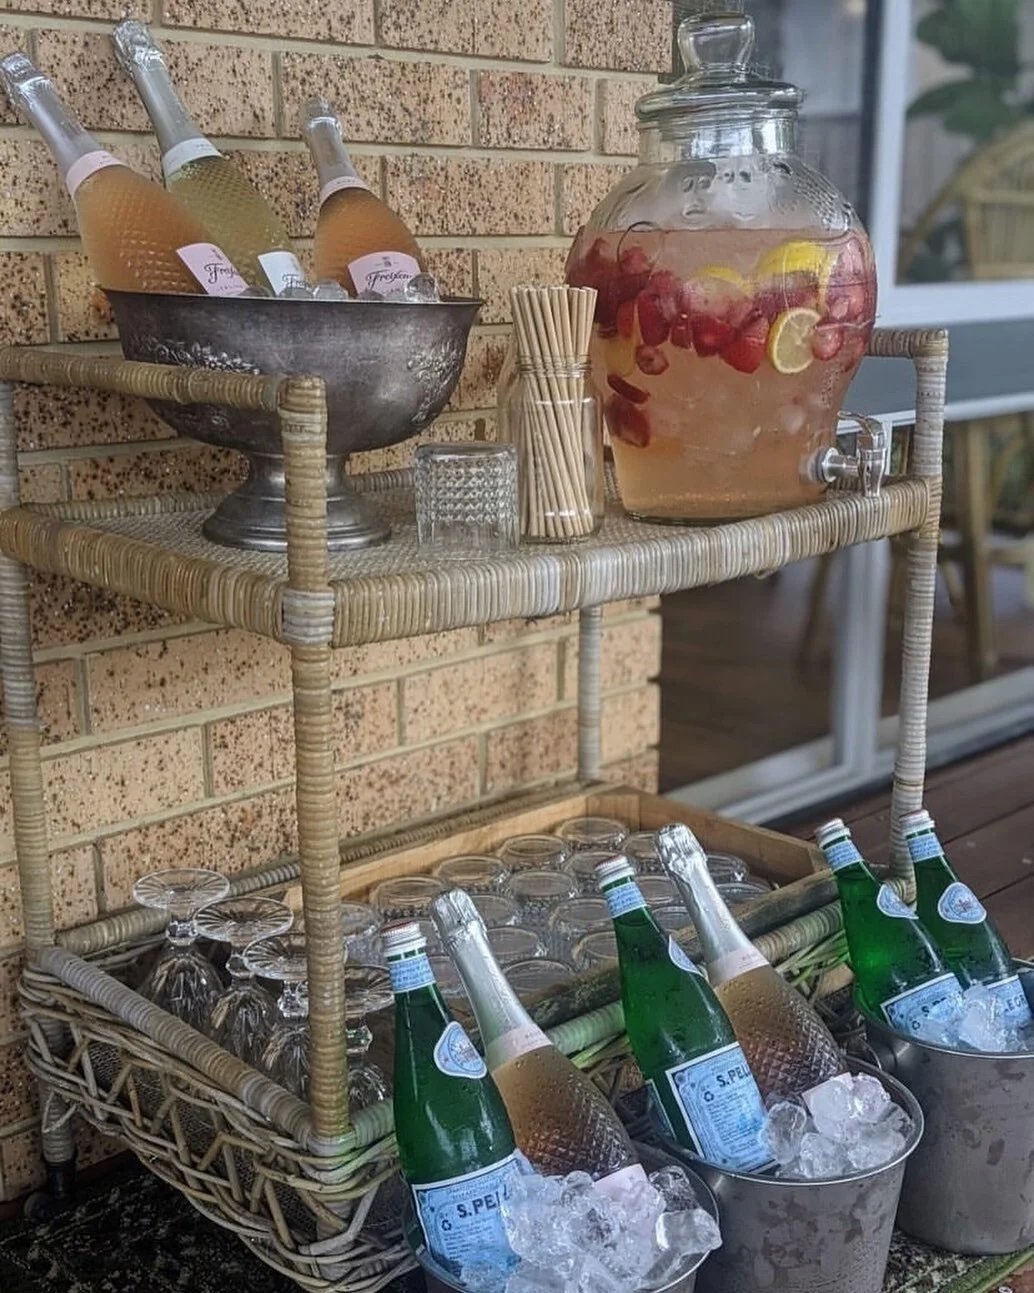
[863, 962, 1034, 1255]
[405, 1143, 720, 1293]
[648, 1061, 923, 1293]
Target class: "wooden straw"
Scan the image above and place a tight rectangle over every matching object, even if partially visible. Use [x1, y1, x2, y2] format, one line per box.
[508, 285, 599, 541]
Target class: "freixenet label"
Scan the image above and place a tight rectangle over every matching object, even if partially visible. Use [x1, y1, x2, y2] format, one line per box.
[258, 250, 308, 296]
[936, 882, 987, 926]
[66, 150, 122, 199]
[882, 972, 963, 1037]
[348, 250, 420, 295]
[665, 1041, 771, 1173]
[485, 1023, 549, 1071]
[434, 1021, 487, 1080]
[176, 243, 249, 296]
[412, 1154, 521, 1276]
[162, 137, 221, 180]
[319, 174, 370, 204]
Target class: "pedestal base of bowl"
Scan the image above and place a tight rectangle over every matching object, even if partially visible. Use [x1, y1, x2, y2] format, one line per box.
[203, 453, 390, 553]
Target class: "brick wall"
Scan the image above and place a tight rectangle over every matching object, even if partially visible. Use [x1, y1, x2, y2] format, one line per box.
[0, 0, 670, 1199]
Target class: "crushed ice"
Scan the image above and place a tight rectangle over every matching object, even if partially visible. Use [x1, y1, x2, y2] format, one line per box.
[456, 1162, 721, 1293]
[237, 273, 443, 304]
[760, 1073, 913, 1181]
[912, 983, 1034, 1053]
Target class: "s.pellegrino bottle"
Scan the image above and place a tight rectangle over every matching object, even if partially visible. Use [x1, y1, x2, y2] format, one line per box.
[657, 823, 845, 1102]
[431, 889, 647, 1195]
[385, 921, 520, 1280]
[300, 97, 425, 296]
[0, 53, 246, 296]
[596, 857, 771, 1172]
[815, 818, 964, 1036]
[112, 20, 307, 296]
[904, 809, 1031, 1026]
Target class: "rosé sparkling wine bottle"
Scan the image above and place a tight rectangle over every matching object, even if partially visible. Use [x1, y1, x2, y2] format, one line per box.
[658, 823, 845, 1103]
[300, 96, 425, 296]
[112, 20, 306, 296]
[432, 889, 647, 1196]
[0, 53, 245, 296]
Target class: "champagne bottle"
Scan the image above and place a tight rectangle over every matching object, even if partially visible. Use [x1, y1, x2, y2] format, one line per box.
[112, 20, 306, 297]
[431, 889, 646, 1194]
[815, 818, 964, 1036]
[385, 921, 520, 1280]
[903, 809, 1031, 1026]
[0, 53, 246, 296]
[596, 857, 771, 1172]
[300, 96, 425, 296]
[657, 823, 844, 1101]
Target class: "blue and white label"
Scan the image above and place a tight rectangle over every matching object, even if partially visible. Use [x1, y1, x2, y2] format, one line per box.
[877, 885, 918, 921]
[882, 973, 964, 1036]
[413, 1154, 521, 1276]
[603, 880, 647, 919]
[666, 1042, 771, 1173]
[434, 1021, 487, 1080]
[986, 974, 1034, 1027]
[668, 936, 703, 976]
[388, 951, 435, 994]
[824, 838, 864, 872]
[936, 882, 987, 926]
[906, 832, 944, 863]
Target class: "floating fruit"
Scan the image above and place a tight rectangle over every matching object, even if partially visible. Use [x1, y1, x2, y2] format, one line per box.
[606, 395, 651, 448]
[635, 344, 669, 376]
[720, 314, 769, 374]
[607, 373, 650, 405]
[811, 323, 844, 361]
[616, 298, 636, 338]
[670, 311, 693, 350]
[637, 270, 680, 346]
[755, 239, 836, 292]
[768, 307, 821, 375]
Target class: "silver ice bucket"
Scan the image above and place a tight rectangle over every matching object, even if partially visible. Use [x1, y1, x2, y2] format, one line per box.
[863, 961, 1034, 1254]
[648, 1061, 923, 1293]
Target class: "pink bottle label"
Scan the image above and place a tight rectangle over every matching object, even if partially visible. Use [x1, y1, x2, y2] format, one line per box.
[176, 243, 250, 296]
[348, 250, 421, 296]
[319, 174, 370, 205]
[66, 150, 122, 199]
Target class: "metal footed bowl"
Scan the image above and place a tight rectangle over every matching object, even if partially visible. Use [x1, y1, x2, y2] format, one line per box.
[107, 291, 482, 552]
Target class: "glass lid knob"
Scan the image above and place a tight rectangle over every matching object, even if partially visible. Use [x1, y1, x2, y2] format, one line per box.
[679, 2, 755, 76]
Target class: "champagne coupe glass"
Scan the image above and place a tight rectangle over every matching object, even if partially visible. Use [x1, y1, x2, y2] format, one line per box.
[244, 933, 311, 1097]
[195, 897, 294, 1066]
[133, 868, 230, 1030]
[344, 963, 394, 1112]
[496, 834, 570, 872]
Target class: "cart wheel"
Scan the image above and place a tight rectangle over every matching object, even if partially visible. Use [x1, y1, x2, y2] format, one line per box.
[23, 1190, 61, 1222]
[23, 1158, 76, 1222]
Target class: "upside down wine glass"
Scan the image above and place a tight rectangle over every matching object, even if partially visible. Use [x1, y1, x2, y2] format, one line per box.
[133, 868, 230, 1030]
[244, 933, 311, 1097]
[344, 963, 394, 1112]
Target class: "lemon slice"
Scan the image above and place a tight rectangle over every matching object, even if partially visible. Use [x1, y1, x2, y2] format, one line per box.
[694, 264, 751, 292]
[756, 240, 837, 288]
[768, 307, 820, 375]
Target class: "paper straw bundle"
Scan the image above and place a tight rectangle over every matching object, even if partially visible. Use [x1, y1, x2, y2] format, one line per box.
[508, 284, 600, 541]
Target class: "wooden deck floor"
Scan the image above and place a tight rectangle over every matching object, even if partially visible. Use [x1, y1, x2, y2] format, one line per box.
[787, 733, 1034, 958]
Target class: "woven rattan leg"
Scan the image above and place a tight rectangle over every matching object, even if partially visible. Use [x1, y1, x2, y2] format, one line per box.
[577, 606, 603, 781]
[884, 331, 950, 880]
[278, 376, 348, 1148]
[0, 380, 77, 1192]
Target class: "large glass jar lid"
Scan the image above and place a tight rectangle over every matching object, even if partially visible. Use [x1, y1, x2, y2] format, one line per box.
[636, 2, 801, 128]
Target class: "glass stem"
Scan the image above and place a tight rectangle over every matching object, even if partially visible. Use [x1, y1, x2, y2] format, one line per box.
[226, 951, 250, 981]
[279, 979, 309, 1020]
[167, 914, 198, 948]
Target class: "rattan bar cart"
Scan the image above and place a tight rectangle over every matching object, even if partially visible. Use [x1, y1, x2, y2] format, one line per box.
[0, 328, 947, 1291]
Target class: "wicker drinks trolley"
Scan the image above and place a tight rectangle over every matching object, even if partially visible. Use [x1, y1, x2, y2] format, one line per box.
[0, 329, 947, 1290]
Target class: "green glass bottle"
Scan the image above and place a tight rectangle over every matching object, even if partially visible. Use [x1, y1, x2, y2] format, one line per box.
[904, 809, 1031, 1026]
[384, 921, 521, 1279]
[596, 857, 771, 1172]
[815, 818, 964, 1036]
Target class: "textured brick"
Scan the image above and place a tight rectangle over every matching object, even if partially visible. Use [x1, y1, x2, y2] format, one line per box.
[564, 0, 673, 73]
[0, 1125, 41, 1202]
[0, 659, 79, 757]
[378, 0, 552, 60]
[0, 1038, 35, 1127]
[86, 629, 291, 732]
[14, 386, 172, 454]
[599, 79, 645, 155]
[0, 24, 27, 126]
[281, 54, 470, 147]
[52, 251, 117, 343]
[485, 706, 578, 793]
[0, 848, 97, 946]
[560, 161, 632, 235]
[29, 573, 186, 652]
[350, 414, 481, 475]
[603, 747, 660, 792]
[386, 155, 555, 237]
[100, 786, 297, 910]
[451, 331, 508, 411]
[476, 246, 571, 323]
[0, 253, 48, 347]
[601, 684, 661, 764]
[424, 247, 476, 299]
[0, 953, 22, 1039]
[477, 72, 593, 151]
[564, 613, 662, 696]
[164, 0, 374, 41]
[403, 643, 557, 743]
[18, 463, 65, 506]
[224, 148, 381, 242]
[332, 629, 481, 682]
[0, 0, 147, 13]
[336, 736, 480, 836]
[68, 443, 247, 502]
[34, 30, 276, 137]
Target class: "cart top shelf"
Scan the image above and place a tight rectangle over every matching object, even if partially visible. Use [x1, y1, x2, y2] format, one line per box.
[0, 476, 930, 647]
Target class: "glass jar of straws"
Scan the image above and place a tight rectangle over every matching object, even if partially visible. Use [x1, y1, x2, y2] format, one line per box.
[502, 285, 604, 542]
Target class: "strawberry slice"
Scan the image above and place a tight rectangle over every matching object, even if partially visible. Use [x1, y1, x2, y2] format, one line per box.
[755, 271, 820, 321]
[606, 395, 651, 448]
[607, 373, 650, 405]
[720, 314, 769, 374]
[635, 344, 669, 376]
[616, 297, 636, 339]
[670, 312, 694, 350]
[636, 270, 680, 346]
[692, 315, 737, 357]
[811, 323, 844, 361]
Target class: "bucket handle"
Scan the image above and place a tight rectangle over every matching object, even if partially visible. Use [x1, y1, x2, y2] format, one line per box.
[855, 1034, 898, 1075]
